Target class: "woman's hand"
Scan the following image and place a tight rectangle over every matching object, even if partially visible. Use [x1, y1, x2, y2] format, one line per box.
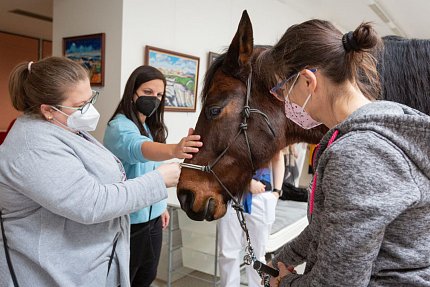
[250, 179, 265, 194]
[156, 162, 181, 187]
[173, 128, 203, 159]
[269, 262, 296, 287]
[161, 209, 170, 229]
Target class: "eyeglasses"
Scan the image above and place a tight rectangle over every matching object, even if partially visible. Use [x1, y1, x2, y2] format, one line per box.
[55, 90, 99, 114]
[270, 68, 317, 101]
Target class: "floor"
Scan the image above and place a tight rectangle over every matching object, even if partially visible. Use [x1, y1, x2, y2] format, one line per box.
[153, 262, 305, 287]
[153, 268, 249, 287]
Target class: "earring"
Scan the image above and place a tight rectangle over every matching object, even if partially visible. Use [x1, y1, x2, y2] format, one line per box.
[47, 116, 53, 120]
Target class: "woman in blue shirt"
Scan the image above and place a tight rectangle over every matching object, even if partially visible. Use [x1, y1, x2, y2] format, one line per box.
[104, 65, 202, 287]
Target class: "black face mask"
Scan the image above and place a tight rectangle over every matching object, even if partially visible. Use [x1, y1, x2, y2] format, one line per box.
[135, 96, 161, 117]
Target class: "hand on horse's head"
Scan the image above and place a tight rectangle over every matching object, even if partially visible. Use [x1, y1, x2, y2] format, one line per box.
[173, 128, 203, 159]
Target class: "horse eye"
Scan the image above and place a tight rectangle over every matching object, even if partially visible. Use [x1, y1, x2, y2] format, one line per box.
[206, 106, 222, 119]
[211, 107, 221, 116]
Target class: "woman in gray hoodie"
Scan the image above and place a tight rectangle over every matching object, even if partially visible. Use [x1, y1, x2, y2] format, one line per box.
[0, 57, 181, 287]
[266, 21, 430, 286]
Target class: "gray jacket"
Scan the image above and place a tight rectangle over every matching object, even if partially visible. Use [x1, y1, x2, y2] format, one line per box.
[274, 101, 430, 286]
[0, 115, 167, 287]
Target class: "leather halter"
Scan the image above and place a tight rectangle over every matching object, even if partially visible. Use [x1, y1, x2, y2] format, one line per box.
[180, 67, 279, 284]
[181, 67, 276, 206]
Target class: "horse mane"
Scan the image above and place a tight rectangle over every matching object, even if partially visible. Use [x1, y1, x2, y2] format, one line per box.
[253, 45, 275, 85]
[379, 36, 430, 115]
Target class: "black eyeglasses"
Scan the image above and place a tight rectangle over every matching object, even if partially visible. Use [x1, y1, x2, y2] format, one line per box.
[55, 90, 99, 114]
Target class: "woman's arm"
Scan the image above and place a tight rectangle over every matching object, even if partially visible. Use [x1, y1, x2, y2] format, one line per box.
[5, 148, 180, 225]
[141, 128, 202, 161]
[271, 149, 285, 192]
[104, 119, 202, 163]
[271, 225, 313, 268]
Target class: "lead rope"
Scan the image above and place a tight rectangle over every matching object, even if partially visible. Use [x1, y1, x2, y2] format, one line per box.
[231, 203, 279, 286]
[181, 69, 278, 286]
[180, 163, 278, 286]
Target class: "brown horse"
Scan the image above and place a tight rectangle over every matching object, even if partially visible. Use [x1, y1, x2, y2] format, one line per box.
[177, 11, 327, 221]
[178, 11, 430, 222]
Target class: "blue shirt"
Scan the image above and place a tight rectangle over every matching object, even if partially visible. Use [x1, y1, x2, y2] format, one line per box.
[243, 167, 271, 214]
[103, 114, 167, 224]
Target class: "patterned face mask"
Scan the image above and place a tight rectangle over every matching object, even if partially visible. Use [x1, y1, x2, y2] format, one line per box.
[282, 72, 321, 129]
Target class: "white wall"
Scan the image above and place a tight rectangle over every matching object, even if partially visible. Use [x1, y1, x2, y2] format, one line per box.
[52, 0, 307, 143]
[52, 0, 123, 141]
[121, 0, 307, 144]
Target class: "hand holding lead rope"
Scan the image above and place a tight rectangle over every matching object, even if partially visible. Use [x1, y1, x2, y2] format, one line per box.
[253, 260, 279, 277]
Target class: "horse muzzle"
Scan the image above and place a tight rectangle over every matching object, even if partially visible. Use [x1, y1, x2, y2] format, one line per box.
[177, 189, 219, 221]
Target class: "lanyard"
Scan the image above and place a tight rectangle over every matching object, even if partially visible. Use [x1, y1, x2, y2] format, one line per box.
[0, 210, 20, 287]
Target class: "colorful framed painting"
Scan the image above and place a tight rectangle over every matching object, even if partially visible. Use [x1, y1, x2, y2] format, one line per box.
[63, 33, 105, 86]
[145, 46, 200, 112]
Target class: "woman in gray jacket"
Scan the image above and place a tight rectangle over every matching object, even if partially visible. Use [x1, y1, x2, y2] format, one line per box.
[0, 57, 180, 287]
[266, 21, 430, 286]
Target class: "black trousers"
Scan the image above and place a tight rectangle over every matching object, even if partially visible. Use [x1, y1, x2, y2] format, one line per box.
[129, 216, 163, 287]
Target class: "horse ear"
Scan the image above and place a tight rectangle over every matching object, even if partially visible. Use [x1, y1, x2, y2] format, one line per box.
[222, 10, 254, 77]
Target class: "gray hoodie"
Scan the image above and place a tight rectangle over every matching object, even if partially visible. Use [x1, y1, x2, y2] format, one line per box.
[0, 115, 167, 287]
[274, 101, 430, 287]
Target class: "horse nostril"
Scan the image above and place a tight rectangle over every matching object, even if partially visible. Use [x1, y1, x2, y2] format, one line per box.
[205, 198, 216, 221]
[177, 189, 194, 212]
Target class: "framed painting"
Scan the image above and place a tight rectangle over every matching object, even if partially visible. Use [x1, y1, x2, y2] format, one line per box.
[63, 33, 105, 86]
[208, 51, 220, 70]
[145, 46, 200, 112]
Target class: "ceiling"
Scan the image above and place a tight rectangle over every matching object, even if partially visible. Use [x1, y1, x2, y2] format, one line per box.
[0, 0, 429, 41]
[279, 0, 430, 39]
[0, 0, 53, 40]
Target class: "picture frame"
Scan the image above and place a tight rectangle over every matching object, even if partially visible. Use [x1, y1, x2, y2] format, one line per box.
[145, 46, 200, 112]
[208, 51, 221, 70]
[63, 33, 105, 86]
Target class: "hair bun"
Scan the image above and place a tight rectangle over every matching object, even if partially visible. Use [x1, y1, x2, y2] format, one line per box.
[343, 23, 380, 53]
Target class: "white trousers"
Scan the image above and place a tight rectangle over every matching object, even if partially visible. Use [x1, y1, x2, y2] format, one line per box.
[217, 192, 277, 287]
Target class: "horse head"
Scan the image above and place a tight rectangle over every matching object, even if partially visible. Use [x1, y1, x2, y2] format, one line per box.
[177, 11, 327, 221]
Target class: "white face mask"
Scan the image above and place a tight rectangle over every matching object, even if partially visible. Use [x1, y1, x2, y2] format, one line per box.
[51, 104, 100, 131]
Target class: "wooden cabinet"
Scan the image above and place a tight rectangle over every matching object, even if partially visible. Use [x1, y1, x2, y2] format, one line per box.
[0, 31, 51, 131]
